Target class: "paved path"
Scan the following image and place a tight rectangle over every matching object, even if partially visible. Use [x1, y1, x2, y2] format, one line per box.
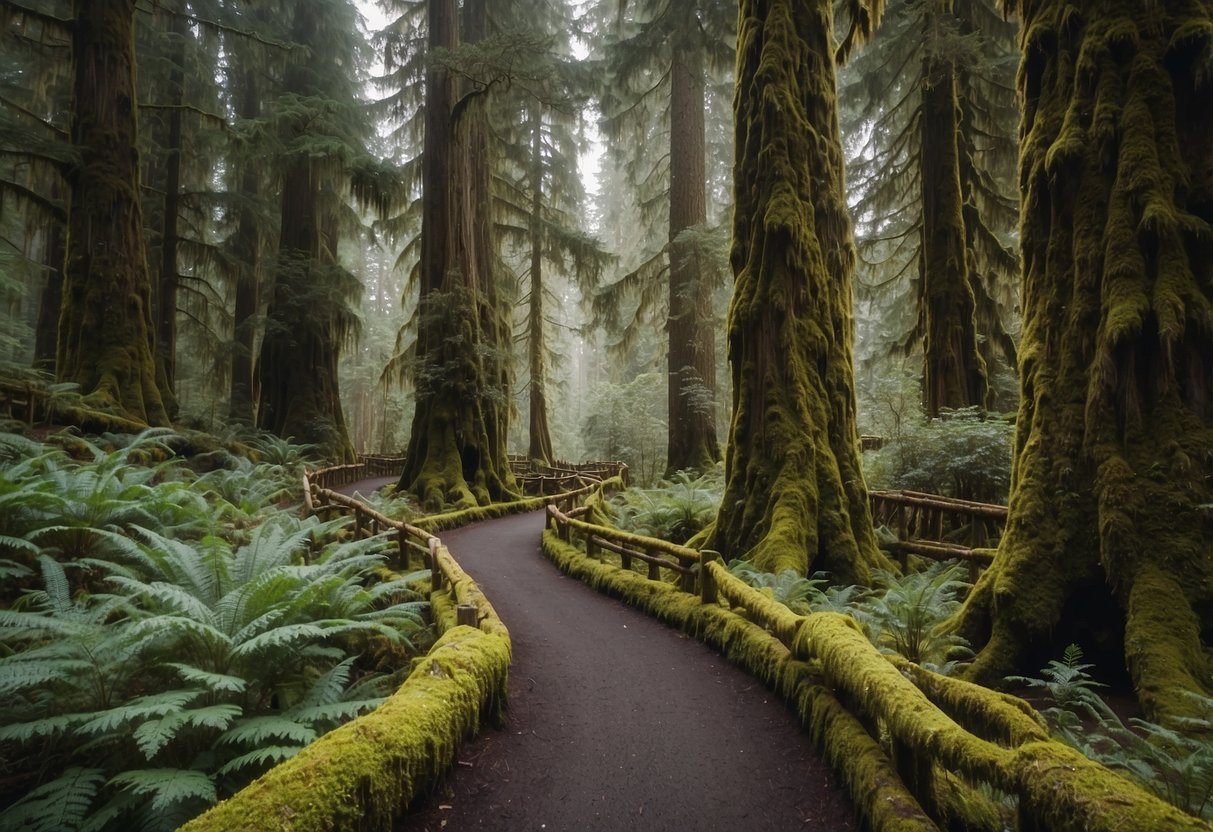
[393, 510, 854, 831]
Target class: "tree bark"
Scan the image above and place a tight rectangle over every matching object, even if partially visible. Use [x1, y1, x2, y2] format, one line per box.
[57, 0, 168, 426]
[527, 108, 554, 465]
[255, 2, 355, 461]
[398, 0, 517, 508]
[666, 38, 719, 475]
[919, 5, 988, 418]
[709, 0, 889, 582]
[33, 215, 63, 372]
[955, 0, 1213, 722]
[227, 67, 262, 426]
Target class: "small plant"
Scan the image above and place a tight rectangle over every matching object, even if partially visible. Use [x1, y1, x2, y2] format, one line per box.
[726, 561, 832, 614]
[859, 563, 973, 673]
[1010, 645, 1213, 820]
[610, 467, 722, 544]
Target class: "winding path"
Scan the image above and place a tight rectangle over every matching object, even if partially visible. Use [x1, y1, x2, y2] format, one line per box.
[390, 510, 855, 831]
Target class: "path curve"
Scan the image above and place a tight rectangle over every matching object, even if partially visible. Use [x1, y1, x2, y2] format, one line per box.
[394, 510, 854, 831]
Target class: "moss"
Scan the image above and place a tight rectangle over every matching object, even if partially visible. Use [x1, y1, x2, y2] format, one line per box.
[711, 0, 890, 582]
[178, 625, 509, 832]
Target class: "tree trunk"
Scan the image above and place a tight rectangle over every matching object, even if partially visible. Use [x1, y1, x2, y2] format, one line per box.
[527, 108, 554, 465]
[255, 3, 355, 461]
[398, 0, 516, 508]
[33, 216, 63, 372]
[57, 0, 168, 426]
[955, 0, 1213, 722]
[227, 68, 262, 426]
[919, 6, 988, 418]
[666, 39, 719, 476]
[709, 0, 889, 582]
[153, 8, 186, 419]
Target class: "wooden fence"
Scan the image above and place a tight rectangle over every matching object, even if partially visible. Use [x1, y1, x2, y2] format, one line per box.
[0, 380, 48, 425]
[869, 489, 1007, 571]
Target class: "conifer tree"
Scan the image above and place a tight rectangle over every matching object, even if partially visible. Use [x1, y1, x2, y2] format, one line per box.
[710, 0, 891, 582]
[954, 0, 1213, 722]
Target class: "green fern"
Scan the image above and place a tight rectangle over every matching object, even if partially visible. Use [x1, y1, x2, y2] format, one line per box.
[0, 767, 105, 832]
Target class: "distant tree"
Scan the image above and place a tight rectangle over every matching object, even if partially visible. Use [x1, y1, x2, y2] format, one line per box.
[843, 0, 1019, 416]
[953, 0, 1213, 724]
[709, 0, 891, 582]
[595, 0, 734, 475]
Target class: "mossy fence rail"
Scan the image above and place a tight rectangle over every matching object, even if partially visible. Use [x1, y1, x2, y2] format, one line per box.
[869, 490, 1006, 571]
[187, 457, 1207, 832]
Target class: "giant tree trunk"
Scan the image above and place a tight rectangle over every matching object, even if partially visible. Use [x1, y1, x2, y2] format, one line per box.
[527, 109, 554, 466]
[666, 40, 719, 476]
[919, 8, 988, 418]
[398, 0, 516, 508]
[57, 0, 168, 426]
[33, 216, 63, 372]
[709, 0, 889, 582]
[955, 0, 1213, 722]
[255, 3, 355, 461]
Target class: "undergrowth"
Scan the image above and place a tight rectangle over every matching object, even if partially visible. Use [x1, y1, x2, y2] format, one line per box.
[0, 429, 433, 832]
[1010, 645, 1213, 820]
[607, 465, 722, 544]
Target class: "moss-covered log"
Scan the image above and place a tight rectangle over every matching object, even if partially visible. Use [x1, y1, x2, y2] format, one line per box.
[399, 0, 516, 509]
[919, 6, 989, 418]
[56, 0, 169, 426]
[665, 38, 720, 476]
[955, 0, 1213, 721]
[710, 0, 890, 581]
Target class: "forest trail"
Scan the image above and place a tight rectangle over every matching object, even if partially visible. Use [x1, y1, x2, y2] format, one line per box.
[393, 509, 855, 831]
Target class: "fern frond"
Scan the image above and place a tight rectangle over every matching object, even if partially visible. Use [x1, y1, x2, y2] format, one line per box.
[134, 704, 242, 759]
[218, 715, 316, 747]
[166, 663, 247, 693]
[229, 623, 325, 658]
[0, 767, 104, 832]
[76, 689, 202, 736]
[107, 768, 217, 812]
[215, 744, 303, 777]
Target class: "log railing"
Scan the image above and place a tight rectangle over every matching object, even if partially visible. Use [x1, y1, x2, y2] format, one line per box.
[0, 379, 48, 425]
[543, 510, 1208, 832]
[869, 489, 1007, 570]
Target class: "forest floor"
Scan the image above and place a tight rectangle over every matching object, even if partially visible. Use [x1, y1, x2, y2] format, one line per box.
[390, 509, 855, 831]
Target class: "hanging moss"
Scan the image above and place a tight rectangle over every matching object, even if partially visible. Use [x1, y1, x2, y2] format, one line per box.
[953, 0, 1213, 722]
[710, 0, 891, 583]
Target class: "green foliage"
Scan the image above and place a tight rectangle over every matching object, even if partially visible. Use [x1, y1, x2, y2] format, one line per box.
[726, 559, 972, 674]
[0, 433, 432, 831]
[863, 405, 1014, 503]
[580, 373, 667, 484]
[1010, 646, 1213, 820]
[609, 466, 721, 544]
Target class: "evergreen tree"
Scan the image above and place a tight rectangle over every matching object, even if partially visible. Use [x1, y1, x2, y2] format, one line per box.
[954, 0, 1213, 723]
[710, 0, 891, 582]
[842, 0, 1019, 416]
[595, 0, 734, 475]
[397, 0, 518, 507]
[56, 0, 169, 425]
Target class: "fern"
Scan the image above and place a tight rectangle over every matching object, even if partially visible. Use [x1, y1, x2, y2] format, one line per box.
[133, 704, 242, 758]
[165, 663, 247, 693]
[107, 769, 217, 812]
[215, 745, 304, 777]
[0, 767, 105, 832]
[217, 716, 317, 747]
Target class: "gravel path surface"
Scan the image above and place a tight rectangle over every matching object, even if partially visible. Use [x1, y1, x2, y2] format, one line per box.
[394, 510, 855, 832]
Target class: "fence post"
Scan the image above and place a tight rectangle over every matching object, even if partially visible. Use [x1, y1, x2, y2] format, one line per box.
[586, 535, 598, 561]
[353, 508, 365, 540]
[397, 526, 409, 568]
[456, 603, 478, 629]
[429, 539, 444, 591]
[647, 550, 660, 581]
[700, 550, 720, 604]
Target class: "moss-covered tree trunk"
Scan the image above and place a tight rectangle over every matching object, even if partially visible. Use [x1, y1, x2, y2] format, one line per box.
[919, 6, 988, 418]
[255, 3, 355, 461]
[955, 0, 1213, 722]
[57, 0, 168, 426]
[527, 108, 555, 466]
[709, 0, 889, 582]
[666, 40, 720, 476]
[399, 0, 517, 508]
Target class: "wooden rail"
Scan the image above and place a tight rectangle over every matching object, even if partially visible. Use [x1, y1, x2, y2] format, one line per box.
[0, 380, 49, 425]
[869, 489, 1006, 570]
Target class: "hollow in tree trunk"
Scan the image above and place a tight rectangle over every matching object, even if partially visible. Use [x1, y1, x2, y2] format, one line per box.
[57, 0, 168, 426]
[954, 0, 1213, 722]
[709, 0, 889, 583]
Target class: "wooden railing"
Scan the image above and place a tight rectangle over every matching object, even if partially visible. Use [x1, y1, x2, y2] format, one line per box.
[869, 489, 1007, 570]
[0, 379, 49, 425]
[543, 509, 1209, 832]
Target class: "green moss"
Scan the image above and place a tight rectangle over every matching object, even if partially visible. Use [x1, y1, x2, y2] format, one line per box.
[178, 625, 510, 832]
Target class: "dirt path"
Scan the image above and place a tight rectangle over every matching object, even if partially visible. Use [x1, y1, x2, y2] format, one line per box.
[394, 510, 855, 831]
[334, 475, 397, 498]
